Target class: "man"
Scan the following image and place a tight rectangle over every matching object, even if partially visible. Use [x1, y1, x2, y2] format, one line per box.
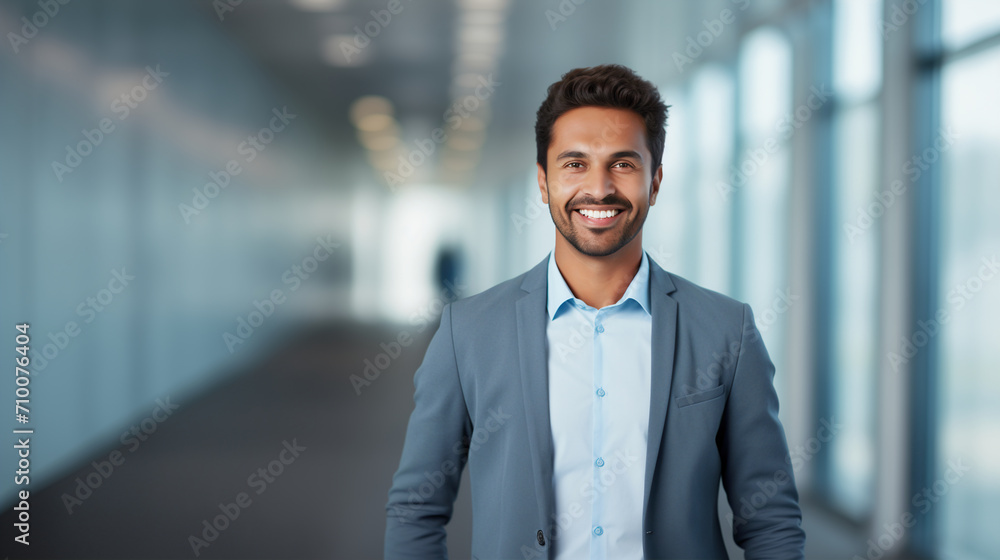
[385, 64, 805, 559]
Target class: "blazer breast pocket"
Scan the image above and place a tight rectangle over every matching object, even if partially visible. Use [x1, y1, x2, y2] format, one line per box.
[673, 384, 725, 408]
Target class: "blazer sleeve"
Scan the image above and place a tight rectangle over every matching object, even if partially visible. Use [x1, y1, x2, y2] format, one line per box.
[719, 303, 806, 560]
[384, 303, 472, 559]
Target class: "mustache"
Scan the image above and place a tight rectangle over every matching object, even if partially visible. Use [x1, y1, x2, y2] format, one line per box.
[566, 195, 632, 211]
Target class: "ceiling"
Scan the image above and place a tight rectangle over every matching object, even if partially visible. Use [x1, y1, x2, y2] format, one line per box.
[197, 0, 697, 189]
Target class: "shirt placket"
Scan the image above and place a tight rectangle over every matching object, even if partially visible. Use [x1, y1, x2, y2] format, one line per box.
[590, 306, 607, 560]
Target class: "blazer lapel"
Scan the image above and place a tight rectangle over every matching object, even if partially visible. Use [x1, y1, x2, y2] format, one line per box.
[516, 257, 556, 532]
[643, 256, 679, 520]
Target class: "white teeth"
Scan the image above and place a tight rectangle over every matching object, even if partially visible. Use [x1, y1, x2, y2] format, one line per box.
[578, 209, 619, 219]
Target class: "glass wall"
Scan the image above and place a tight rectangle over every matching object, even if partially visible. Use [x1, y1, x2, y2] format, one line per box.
[826, 0, 883, 519]
[735, 26, 793, 412]
[0, 0, 346, 499]
[690, 65, 735, 294]
[936, 2, 1000, 557]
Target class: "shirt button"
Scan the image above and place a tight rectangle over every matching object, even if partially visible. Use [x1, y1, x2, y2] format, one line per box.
[595, 457, 605, 467]
[596, 324, 605, 333]
[593, 526, 604, 536]
[596, 387, 606, 397]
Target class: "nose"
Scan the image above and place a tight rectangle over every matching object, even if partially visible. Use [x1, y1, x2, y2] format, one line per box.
[580, 165, 615, 201]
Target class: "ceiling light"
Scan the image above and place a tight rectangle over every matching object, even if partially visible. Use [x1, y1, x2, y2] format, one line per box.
[289, 0, 346, 12]
[349, 96, 394, 125]
[322, 34, 371, 67]
[355, 113, 396, 132]
[457, 0, 509, 10]
[359, 130, 399, 151]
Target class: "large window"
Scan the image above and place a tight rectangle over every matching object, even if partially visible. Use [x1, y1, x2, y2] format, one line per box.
[735, 27, 793, 410]
[825, 0, 883, 519]
[690, 65, 734, 294]
[935, 4, 1000, 557]
[643, 84, 689, 280]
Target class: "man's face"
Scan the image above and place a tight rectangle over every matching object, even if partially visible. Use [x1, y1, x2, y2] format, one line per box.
[539, 106, 661, 258]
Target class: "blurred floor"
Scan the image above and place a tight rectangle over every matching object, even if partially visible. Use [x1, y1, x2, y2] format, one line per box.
[1, 318, 868, 560]
[0, 320, 475, 560]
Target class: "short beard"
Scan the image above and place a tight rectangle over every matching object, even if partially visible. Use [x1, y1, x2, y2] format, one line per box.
[546, 182, 647, 257]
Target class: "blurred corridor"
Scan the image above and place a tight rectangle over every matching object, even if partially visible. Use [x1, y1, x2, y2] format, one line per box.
[1, 0, 998, 558]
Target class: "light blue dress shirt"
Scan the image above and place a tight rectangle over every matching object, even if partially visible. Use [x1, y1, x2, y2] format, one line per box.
[546, 250, 652, 560]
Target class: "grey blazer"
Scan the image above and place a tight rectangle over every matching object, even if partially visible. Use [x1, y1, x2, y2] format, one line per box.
[385, 252, 805, 559]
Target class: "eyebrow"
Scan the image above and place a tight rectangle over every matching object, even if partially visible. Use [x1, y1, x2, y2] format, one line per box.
[555, 149, 645, 162]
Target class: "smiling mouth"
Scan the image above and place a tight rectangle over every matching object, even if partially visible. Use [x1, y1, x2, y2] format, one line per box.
[575, 208, 621, 219]
[573, 208, 624, 228]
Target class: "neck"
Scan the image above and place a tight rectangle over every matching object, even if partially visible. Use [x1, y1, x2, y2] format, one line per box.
[553, 234, 644, 309]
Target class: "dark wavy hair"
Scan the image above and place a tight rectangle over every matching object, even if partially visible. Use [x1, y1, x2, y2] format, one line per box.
[535, 64, 669, 172]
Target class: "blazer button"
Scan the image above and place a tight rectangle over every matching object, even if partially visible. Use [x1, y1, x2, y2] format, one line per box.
[537, 529, 545, 546]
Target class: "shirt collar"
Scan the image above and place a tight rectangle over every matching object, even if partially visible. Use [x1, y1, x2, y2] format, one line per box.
[546, 250, 652, 320]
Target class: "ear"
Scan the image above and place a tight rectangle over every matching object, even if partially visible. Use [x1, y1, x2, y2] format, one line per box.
[537, 162, 549, 204]
[649, 164, 663, 206]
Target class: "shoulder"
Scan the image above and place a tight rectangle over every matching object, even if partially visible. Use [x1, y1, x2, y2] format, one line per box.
[669, 271, 745, 314]
[450, 257, 548, 326]
[648, 257, 750, 332]
[456, 273, 529, 311]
